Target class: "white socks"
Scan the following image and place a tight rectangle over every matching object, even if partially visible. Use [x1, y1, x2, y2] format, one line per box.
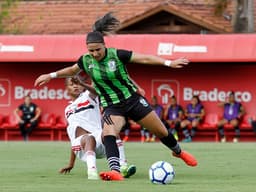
[116, 139, 127, 166]
[85, 151, 97, 170]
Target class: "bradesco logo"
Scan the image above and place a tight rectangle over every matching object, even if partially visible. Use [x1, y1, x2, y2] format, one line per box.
[183, 87, 252, 102]
[0, 79, 11, 107]
[151, 80, 179, 104]
[14, 86, 70, 100]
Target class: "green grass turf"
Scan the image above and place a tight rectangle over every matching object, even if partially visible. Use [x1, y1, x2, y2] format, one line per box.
[0, 141, 255, 192]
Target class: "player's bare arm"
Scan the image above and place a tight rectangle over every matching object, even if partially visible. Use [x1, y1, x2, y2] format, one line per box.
[59, 149, 76, 174]
[14, 108, 23, 123]
[34, 63, 80, 87]
[30, 107, 41, 122]
[130, 52, 189, 68]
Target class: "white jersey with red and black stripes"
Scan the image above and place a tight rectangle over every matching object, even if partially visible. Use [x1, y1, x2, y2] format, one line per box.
[64, 90, 102, 142]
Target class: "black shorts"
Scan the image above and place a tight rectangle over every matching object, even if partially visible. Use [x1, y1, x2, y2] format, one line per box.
[103, 93, 153, 122]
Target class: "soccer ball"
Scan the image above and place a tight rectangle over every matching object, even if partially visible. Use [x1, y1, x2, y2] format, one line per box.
[149, 161, 175, 184]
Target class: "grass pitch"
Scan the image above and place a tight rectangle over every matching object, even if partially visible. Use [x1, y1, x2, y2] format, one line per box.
[0, 141, 255, 192]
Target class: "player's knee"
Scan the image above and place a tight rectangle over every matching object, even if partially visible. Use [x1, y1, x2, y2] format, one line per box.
[85, 135, 95, 143]
[81, 135, 96, 149]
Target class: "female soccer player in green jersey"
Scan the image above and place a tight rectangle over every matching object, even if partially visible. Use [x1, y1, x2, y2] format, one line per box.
[35, 12, 197, 181]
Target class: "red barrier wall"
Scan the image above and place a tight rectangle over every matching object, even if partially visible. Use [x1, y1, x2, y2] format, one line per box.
[0, 62, 255, 117]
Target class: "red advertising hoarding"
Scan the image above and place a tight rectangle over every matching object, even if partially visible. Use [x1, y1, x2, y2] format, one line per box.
[0, 62, 255, 118]
[0, 34, 256, 118]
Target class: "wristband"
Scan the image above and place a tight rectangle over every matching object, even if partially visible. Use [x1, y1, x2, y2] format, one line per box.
[50, 72, 57, 79]
[164, 60, 172, 67]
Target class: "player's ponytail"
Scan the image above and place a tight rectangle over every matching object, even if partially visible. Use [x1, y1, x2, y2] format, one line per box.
[93, 12, 120, 35]
[86, 12, 120, 44]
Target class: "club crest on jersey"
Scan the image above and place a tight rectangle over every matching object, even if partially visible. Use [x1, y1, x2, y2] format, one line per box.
[139, 97, 149, 107]
[29, 106, 35, 112]
[108, 60, 116, 72]
[88, 63, 95, 69]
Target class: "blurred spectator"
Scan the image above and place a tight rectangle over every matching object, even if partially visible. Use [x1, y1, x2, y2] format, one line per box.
[217, 91, 245, 143]
[140, 127, 151, 143]
[180, 95, 205, 142]
[249, 117, 256, 133]
[142, 96, 169, 142]
[164, 95, 184, 141]
[14, 95, 41, 141]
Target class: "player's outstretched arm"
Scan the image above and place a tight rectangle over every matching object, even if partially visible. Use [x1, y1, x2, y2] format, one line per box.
[59, 149, 76, 174]
[34, 64, 80, 87]
[130, 52, 189, 68]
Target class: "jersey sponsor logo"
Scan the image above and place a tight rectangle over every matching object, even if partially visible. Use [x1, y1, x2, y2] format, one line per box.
[152, 80, 180, 105]
[108, 60, 116, 72]
[0, 79, 11, 107]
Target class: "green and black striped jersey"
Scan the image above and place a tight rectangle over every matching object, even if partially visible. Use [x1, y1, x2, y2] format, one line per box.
[77, 48, 137, 107]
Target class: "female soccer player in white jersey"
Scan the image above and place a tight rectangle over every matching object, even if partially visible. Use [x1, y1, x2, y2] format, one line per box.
[59, 76, 135, 180]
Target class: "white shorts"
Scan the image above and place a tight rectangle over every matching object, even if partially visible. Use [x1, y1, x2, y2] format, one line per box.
[71, 131, 105, 162]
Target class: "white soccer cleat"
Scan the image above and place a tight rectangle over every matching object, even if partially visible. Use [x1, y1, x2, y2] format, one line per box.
[87, 169, 99, 180]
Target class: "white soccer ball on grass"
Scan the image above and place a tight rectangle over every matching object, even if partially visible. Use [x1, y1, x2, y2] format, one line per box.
[149, 161, 175, 184]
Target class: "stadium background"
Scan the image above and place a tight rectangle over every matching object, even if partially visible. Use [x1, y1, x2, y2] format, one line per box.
[1, 0, 256, 141]
[0, 34, 255, 118]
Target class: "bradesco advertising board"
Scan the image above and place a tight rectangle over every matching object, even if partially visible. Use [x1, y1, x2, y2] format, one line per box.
[0, 63, 70, 116]
[0, 62, 255, 117]
[0, 34, 256, 116]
